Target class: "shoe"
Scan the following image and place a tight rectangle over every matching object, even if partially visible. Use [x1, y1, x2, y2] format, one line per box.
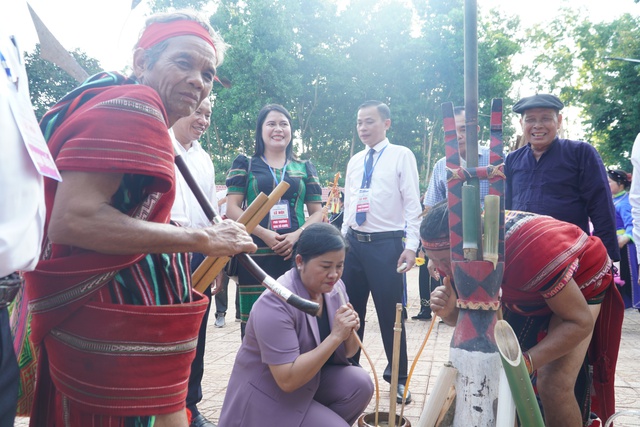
[190, 413, 216, 427]
[397, 384, 412, 404]
[214, 315, 225, 328]
[411, 308, 432, 321]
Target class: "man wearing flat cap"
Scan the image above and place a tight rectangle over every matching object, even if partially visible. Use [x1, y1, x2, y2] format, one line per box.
[505, 93, 619, 262]
[505, 93, 624, 425]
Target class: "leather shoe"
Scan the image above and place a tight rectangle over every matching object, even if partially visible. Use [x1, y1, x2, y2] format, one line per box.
[190, 414, 216, 427]
[411, 308, 432, 321]
[397, 384, 412, 404]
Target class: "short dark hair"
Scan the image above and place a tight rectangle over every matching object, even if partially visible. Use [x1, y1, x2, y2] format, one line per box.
[420, 200, 450, 242]
[295, 223, 348, 263]
[358, 100, 391, 121]
[453, 106, 465, 116]
[607, 168, 631, 189]
[253, 104, 294, 160]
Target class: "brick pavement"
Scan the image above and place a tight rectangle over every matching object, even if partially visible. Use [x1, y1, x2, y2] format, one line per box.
[14, 267, 640, 426]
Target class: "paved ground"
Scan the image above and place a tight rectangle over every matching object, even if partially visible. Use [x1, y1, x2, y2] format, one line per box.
[14, 267, 640, 426]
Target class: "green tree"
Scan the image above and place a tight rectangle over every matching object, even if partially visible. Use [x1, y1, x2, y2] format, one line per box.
[525, 11, 640, 171]
[24, 45, 102, 121]
[149, 0, 523, 188]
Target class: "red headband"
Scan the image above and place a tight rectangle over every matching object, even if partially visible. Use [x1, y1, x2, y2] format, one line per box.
[421, 238, 450, 251]
[138, 20, 216, 54]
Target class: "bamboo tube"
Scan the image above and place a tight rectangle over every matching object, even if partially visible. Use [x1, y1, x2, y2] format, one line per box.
[193, 180, 290, 292]
[483, 195, 500, 269]
[462, 185, 479, 260]
[494, 320, 545, 427]
[337, 288, 380, 427]
[496, 365, 517, 427]
[416, 363, 458, 427]
[435, 384, 456, 426]
[388, 303, 403, 427]
[192, 192, 270, 289]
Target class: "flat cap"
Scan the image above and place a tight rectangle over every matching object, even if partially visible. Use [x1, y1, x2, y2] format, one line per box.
[512, 94, 564, 114]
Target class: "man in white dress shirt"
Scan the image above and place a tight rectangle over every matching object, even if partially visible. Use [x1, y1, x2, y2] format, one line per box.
[170, 98, 220, 427]
[341, 100, 422, 404]
[0, 3, 46, 425]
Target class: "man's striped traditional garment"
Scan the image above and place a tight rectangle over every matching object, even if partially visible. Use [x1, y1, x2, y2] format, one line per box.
[23, 73, 206, 427]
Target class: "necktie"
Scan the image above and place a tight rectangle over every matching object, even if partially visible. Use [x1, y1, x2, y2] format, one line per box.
[355, 149, 375, 225]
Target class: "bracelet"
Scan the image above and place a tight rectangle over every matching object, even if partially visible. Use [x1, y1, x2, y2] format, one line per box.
[299, 225, 306, 232]
[523, 351, 534, 375]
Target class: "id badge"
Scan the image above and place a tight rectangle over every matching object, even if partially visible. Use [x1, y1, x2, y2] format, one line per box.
[270, 200, 291, 230]
[7, 92, 61, 181]
[356, 188, 370, 213]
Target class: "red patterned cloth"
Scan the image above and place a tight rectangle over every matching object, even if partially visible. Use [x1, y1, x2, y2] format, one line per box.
[24, 79, 205, 425]
[502, 210, 612, 316]
[501, 211, 622, 423]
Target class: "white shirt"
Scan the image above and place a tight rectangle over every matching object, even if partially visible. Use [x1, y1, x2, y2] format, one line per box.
[342, 138, 422, 251]
[216, 189, 227, 217]
[628, 133, 640, 263]
[0, 9, 46, 277]
[170, 133, 218, 228]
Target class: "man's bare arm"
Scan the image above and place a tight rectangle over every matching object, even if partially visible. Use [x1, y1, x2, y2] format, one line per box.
[49, 171, 256, 257]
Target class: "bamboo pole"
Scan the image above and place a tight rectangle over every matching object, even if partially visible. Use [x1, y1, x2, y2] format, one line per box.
[462, 185, 479, 260]
[337, 288, 380, 427]
[435, 385, 457, 426]
[416, 363, 458, 427]
[192, 181, 290, 292]
[192, 192, 269, 288]
[496, 365, 517, 427]
[494, 320, 545, 427]
[388, 303, 403, 427]
[483, 195, 500, 268]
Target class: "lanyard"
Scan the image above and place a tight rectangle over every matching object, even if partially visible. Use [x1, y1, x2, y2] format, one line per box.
[362, 145, 387, 188]
[0, 49, 18, 86]
[263, 156, 288, 185]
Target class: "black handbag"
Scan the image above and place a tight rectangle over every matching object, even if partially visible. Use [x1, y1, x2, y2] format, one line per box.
[224, 255, 239, 278]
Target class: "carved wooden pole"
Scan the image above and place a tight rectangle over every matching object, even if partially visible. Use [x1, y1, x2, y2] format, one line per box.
[443, 97, 505, 425]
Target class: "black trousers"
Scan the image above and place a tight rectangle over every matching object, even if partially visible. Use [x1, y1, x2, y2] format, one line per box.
[342, 233, 408, 384]
[0, 308, 18, 427]
[416, 256, 443, 316]
[186, 253, 218, 416]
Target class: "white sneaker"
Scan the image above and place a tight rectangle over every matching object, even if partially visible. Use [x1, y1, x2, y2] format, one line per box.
[214, 316, 225, 328]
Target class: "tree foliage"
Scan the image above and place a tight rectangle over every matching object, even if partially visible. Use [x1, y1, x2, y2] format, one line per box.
[525, 11, 640, 171]
[25, 45, 102, 121]
[120, 0, 525, 187]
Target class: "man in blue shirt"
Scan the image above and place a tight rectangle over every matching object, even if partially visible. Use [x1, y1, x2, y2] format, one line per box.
[505, 93, 619, 262]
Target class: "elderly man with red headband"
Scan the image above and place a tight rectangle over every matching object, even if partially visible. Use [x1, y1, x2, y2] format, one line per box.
[24, 11, 256, 427]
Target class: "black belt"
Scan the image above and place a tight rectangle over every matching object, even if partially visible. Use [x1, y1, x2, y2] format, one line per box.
[348, 228, 404, 243]
[0, 272, 22, 308]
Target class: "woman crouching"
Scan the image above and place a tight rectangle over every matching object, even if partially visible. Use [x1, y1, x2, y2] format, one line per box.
[219, 223, 373, 426]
